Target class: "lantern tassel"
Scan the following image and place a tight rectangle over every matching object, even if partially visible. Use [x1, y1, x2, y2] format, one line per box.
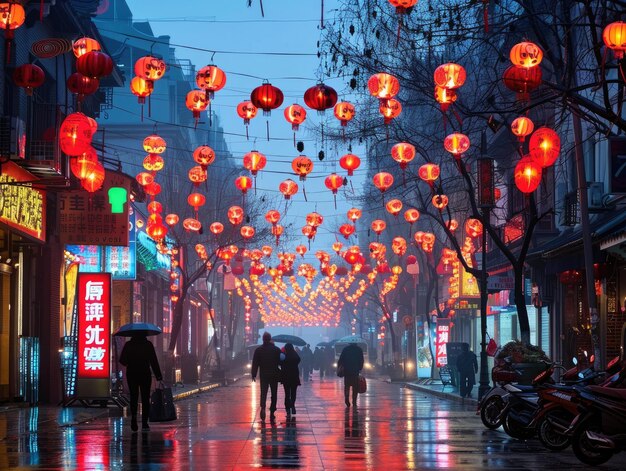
[483, 0, 489, 33]
[245, 125, 249, 140]
[148, 94, 152, 117]
[320, 0, 324, 29]
[259, 0, 265, 17]
[396, 16, 402, 47]
[303, 184, 308, 202]
[333, 194, 337, 210]
[266, 120, 270, 141]
[293, 131, 296, 148]
[40, 0, 44, 21]
[141, 104, 144, 122]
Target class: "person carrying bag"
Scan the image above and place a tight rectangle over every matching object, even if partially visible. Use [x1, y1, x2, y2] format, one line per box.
[149, 381, 177, 422]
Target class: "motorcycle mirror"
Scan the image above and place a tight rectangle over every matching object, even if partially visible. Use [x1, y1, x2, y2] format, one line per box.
[572, 357, 578, 365]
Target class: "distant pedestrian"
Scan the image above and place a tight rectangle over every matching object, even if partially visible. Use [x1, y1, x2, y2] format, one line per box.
[324, 346, 335, 378]
[456, 343, 478, 398]
[313, 346, 324, 379]
[301, 344, 313, 382]
[280, 343, 301, 417]
[119, 334, 163, 431]
[251, 332, 282, 421]
[337, 342, 364, 408]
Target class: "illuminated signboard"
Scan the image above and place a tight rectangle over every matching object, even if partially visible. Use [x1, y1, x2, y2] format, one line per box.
[67, 245, 103, 273]
[435, 318, 451, 367]
[104, 210, 136, 280]
[77, 273, 111, 379]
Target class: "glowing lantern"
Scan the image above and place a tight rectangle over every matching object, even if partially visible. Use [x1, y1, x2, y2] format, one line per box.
[373, 172, 394, 193]
[392, 237, 407, 257]
[186, 90, 209, 125]
[386, 199, 403, 217]
[334, 101, 355, 126]
[181, 218, 201, 232]
[503, 65, 542, 102]
[240, 225, 255, 240]
[143, 154, 164, 172]
[71, 148, 98, 180]
[284, 104, 307, 130]
[434, 86, 457, 112]
[465, 218, 483, 238]
[188, 166, 207, 186]
[302, 225, 316, 240]
[210, 222, 224, 235]
[243, 150, 267, 176]
[404, 208, 420, 225]
[129, 76, 153, 105]
[446, 219, 459, 231]
[419, 163, 440, 187]
[279, 179, 299, 199]
[414, 231, 425, 244]
[228, 206, 244, 225]
[603, 22, 626, 59]
[66, 72, 99, 102]
[331, 242, 343, 255]
[235, 175, 253, 194]
[59, 112, 93, 156]
[195, 65, 226, 98]
[77, 51, 113, 79]
[265, 210, 281, 225]
[511, 116, 534, 141]
[165, 214, 179, 226]
[379, 98, 402, 124]
[236, 101, 258, 126]
[72, 37, 101, 58]
[296, 245, 307, 257]
[187, 192, 206, 212]
[135, 171, 154, 187]
[510, 41, 543, 68]
[250, 82, 284, 115]
[81, 161, 105, 193]
[421, 233, 436, 253]
[339, 154, 361, 176]
[147, 201, 162, 214]
[143, 134, 166, 154]
[262, 246, 273, 258]
[388, 0, 418, 13]
[371, 219, 387, 235]
[144, 181, 161, 198]
[0, 2, 25, 60]
[444, 132, 470, 158]
[272, 224, 284, 245]
[344, 249, 361, 265]
[193, 145, 216, 169]
[433, 63, 467, 89]
[347, 208, 362, 222]
[291, 155, 313, 180]
[529, 127, 560, 168]
[13, 64, 45, 96]
[147, 223, 168, 241]
[303, 83, 338, 113]
[514, 156, 542, 194]
[368, 73, 400, 101]
[325, 173, 343, 195]
[339, 224, 356, 239]
[390, 142, 416, 170]
[306, 212, 323, 227]
[432, 194, 449, 210]
[134, 55, 166, 83]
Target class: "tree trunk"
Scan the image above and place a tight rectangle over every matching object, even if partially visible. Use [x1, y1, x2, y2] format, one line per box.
[514, 267, 531, 345]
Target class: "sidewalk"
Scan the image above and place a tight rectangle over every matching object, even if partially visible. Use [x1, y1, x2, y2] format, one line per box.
[402, 378, 479, 406]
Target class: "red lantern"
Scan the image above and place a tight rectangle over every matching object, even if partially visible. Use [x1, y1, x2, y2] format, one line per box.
[559, 270, 582, 285]
[529, 127, 560, 168]
[77, 51, 114, 79]
[433, 63, 466, 89]
[432, 194, 449, 210]
[0, 2, 24, 60]
[325, 173, 343, 194]
[272, 224, 284, 245]
[193, 145, 216, 169]
[143, 134, 166, 154]
[368, 73, 400, 101]
[373, 172, 394, 193]
[510, 41, 543, 68]
[147, 223, 168, 241]
[511, 116, 534, 141]
[187, 192, 206, 212]
[339, 224, 356, 239]
[196, 65, 226, 98]
[59, 112, 94, 156]
[265, 210, 281, 225]
[334, 101, 355, 126]
[305, 212, 323, 228]
[228, 206, 244, 225]
[514, 156, 542, 194]
[148, 201, 162, 214]
[371, 219, 387, 235]
[210, 222, 224, 235]
[279, 179, 299, 199]
[70, 147, 98, 179]
[182, 218, 201, 232]
[388, 0, 418, 14]
[347, 208, 362, 222]
[391, 142, 416, 170]
[134, 55, 166, 81]
[385, 198, 403, 217]
[301, 225, 316, 240]
[379, 98, 402, 124]
[295, 245, 307, 257]
[186, 90, 209, 124]
[392, 237, 407, 256]
[339, 154, 361, 176]
[503, 65, 542, 102]
[444, 132, 470, 158]
[13, 64, 45, 95]
[188, 166, 206, 186]
[284, 104, 307, 130]
[81, 160, 105, 193]
[72, 37, 101, 58]
[465, 218, 483, 238]
[143, 154, 164, 172]
[291, 155, 313, 181]
[144, 181, 161, 197]
[165, 214, 179, 226]
[67, 72, 99, 101]
[243, 150, 267, 176]
[603, 22, 626, 59]
[135, 171, 154, 187]
[235, 175, 253, 194]
[240, 225, 255, 240]
[236, 101, 258, 125]
[419, 163, 440, 187]
[303, 83, 338, 113]
[404, 208, 420, 225]
[250, 82, 284, 115]
[434, 86, 457, 112]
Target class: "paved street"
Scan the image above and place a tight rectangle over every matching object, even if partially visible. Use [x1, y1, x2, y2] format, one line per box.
[0, 376, 622, 470]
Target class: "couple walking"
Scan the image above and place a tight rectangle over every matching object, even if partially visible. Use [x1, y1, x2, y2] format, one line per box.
[251, 332, 300, 421]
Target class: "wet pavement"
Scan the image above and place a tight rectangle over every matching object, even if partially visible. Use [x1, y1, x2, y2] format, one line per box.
[0, 374, 622, 470]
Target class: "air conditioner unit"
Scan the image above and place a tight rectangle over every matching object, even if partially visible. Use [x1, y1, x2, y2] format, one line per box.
[0, 116, 26, 159]
[588, 182, 605, 210]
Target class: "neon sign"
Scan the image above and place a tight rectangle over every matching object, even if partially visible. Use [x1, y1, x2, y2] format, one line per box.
[77, 273, 111, 379]
[436, 318, 451, 367]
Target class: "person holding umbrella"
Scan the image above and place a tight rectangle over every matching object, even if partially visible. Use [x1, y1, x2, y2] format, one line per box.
[118, 324, 163, 432]
[251, 331, 282, 421]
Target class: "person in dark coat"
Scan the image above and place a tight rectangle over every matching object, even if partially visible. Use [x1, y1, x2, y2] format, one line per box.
[280, 343, 301, 417]
[300, 344, 313, 382]
[313, 346, 324, 378]
[456, 343, 478, 398]
[251, 332, 282, 421]
[119, 334, 163, 431]
[337, 343, 364, 408]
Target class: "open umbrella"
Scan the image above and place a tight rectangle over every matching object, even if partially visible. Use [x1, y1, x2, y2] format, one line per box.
[114, 322, 162, 337]
[271, 334, 306, 346]
[316, 341, 330, 347]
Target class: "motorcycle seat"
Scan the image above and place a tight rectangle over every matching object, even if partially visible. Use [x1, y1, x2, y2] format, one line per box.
[587, 385, 626, 401]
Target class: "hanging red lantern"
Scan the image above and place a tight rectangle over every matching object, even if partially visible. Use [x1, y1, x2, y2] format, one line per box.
[392, 237, 407, 257]
[371, 219, 387, 235]
[347, 208, 362, 222]
[368, 73, 400, 101]
[72, 37, 101, 58]
[135, 171, 154, 187]
[165, 214, 179, 226]
[195, 64, 226, 98]
[240, 225, 255, 240]
[193, 145, 215, 169]
[210, 222, 224, 235]
[144, 181, 162, 198]
[13, 64, 45, 96]
[59, 112, 94, 156]
[325, 173, 343, 194]
[339, 153, 361, 176]
[0, 2, 25, 61]
[391, 142, 416, 170]
[243, 150, 267, 175]
[603, 22, 626, 59]
[134, 55, 166, 82]
[303, 83, 338, 113]
[529, 127, 560, 168]
[514, 156, 542, 194]
[67, 72, 99, 100]
[81, 160, 105, 193]
[147, 223, 168, 241]
[279, 179, 298, 199]
[235, 175, 253, 194]
[333, 101, 355, 126]
[182, 218, 202, 232]
[76, 51, 114, 79]
[265, 210, 281, 225]
[372, 172, 394, 193]
[301, 225, 316, 240]
[446, 219, 459, 231]
[291, 155, 313, 181]
[188, 166, 207, 186]
[418, 163, 440, 187]
[339, 224, 356, 239]
[143, 134, 166, 154]
[272, 224, 284, 245]
[284, 104, 307, 130]
[187, 192, 206, 212]
[510, 41, 543, 68]
[432, 194, 449, 210]
[465, 218, 483, 238]
[388, 0, 418, 14]
[433, 63, 467, 89]
[379, 98, 402, 124]
[444, 132, 470, 158]
[385, 198, 403, 217]
[70, 147, 98, 179]
[186, 90, 209, 125]
[434, 86, 457, 112]
[511, 116, 534, 141]
[250, 82, 284, 115]
[228, 206, 244, 225]
[404, 208, 420, 225]
[503, 65, 542, 102]
[236, 100, 258, 125]
[559, 270, 582, 285]
[144, 154, 164, 172]
[295, 245, 307, 257]
[147, 201, 162, 214]
[306, 212, 323, 228]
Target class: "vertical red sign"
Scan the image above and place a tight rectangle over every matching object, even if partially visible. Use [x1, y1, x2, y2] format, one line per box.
[435, 318, 451, 367]
[77, 273, 111, 379]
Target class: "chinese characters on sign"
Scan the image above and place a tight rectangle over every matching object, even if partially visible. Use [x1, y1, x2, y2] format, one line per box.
[77, 273, 111, 379]
[436, 318, 451, 367]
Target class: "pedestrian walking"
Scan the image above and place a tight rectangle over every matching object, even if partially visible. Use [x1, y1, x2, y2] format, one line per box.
[456, 343, 478, 398]
[300, 344, 313, 382]
[337, 342, 364, 408]
[251, 331, 282, 421]
[119, 334, 163, 431]
[280, 343, 301, 417]
[313, 346, 324, 379]
[324, 346, 335, 377]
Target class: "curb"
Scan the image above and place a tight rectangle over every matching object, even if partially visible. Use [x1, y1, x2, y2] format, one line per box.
[403, 382, 479, 407]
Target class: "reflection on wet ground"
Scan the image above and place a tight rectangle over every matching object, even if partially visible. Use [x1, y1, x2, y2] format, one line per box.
[0, 375, 622, 470]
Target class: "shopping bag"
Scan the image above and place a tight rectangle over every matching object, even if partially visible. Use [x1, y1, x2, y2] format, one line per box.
[486, 336, 498, 357]
[337, 365, 345, 378]
[358, 375, 367, 394]
[149, 382, 177, 422]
